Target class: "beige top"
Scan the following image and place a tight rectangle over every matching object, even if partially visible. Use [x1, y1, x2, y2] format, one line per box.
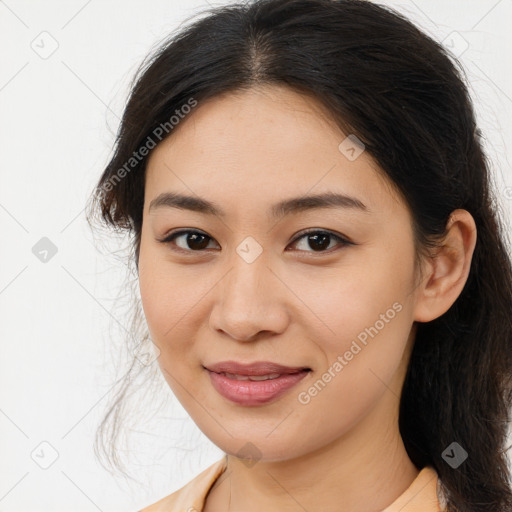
[139, 456, 445, 512]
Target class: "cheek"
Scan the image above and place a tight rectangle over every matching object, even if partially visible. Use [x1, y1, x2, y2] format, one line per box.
[310, 250, 415, 398]
[138, 244, 186, 347]
[138, 263, 200, 398]
[138, 235, 186, 325]
[293, 293, 412, 438]
[289, 250, 414, 354]
[137, 245, 213, 375]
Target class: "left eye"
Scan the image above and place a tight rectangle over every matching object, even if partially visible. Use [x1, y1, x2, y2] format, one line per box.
[289, 230, 352, 253]
[158, 229, 352, 254]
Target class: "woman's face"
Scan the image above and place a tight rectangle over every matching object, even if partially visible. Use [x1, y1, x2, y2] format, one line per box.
[138, 85, 424, 462]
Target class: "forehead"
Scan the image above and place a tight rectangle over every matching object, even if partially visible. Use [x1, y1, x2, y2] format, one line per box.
[144, 85, 405, 217]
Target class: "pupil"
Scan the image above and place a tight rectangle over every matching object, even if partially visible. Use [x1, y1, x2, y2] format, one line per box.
[188, 233, 209, 250]
[309, 233, 330, 251]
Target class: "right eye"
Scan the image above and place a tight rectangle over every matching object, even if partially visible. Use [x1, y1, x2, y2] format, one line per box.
[157, 229, 220, 253]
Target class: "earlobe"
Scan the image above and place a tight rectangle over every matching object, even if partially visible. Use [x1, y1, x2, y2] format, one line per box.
[413, 209, 477, 323]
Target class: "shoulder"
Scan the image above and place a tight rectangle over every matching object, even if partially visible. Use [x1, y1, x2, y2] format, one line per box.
[138, 456, 227, 512]
[383, 465, 446, 512]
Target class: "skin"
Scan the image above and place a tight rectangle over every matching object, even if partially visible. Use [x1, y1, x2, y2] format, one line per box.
[137, 85, 477, 512]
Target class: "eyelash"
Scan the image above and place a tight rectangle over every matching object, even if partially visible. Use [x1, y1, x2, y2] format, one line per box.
[157, 228, 353, 255]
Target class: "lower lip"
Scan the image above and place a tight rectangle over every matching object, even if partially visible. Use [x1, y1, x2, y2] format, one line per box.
[206, 369, 310, 406]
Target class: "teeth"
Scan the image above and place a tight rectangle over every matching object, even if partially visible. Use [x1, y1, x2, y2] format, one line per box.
[224, 372, 250, 381]
[248, 373, 282, 381]
[223, 372, 282, 381]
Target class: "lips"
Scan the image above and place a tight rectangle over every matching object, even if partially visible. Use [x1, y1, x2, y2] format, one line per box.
[203, 360, 311, 406]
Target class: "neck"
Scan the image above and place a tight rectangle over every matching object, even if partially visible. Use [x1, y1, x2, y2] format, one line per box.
[205, 391, 419, 512]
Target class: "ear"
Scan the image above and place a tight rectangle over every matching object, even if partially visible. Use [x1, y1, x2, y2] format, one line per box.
[413, 209, 477, 323]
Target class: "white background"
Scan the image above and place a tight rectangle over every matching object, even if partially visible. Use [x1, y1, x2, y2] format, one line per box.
[1, 0, 511, 510]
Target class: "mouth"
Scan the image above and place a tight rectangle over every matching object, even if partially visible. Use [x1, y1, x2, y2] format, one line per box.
[203, 361, 312, 406]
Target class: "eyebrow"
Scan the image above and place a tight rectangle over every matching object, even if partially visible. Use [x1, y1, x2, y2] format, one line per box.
[148, 191, 370, 219]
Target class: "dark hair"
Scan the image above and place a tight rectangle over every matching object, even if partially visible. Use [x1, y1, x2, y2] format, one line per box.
[85, 0, 512, 510]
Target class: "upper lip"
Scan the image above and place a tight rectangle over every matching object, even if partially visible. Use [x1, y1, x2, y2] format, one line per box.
[204, 361, 311, 376]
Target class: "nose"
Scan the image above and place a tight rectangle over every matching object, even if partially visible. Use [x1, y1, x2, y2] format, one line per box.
[209, 252, 290, 342]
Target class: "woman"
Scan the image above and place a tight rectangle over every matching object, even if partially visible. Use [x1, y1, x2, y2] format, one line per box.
[86, 0, 512, 510]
